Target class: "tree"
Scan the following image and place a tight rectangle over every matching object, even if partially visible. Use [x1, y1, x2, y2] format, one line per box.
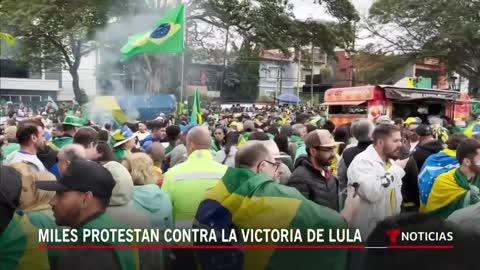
[0, 0, 127, 104]
[354, 51, 414, 85]
[188, 0, 358, 101]
[87, 0, 359, 100]
[364, 0, 480, 92]
[222, 42, 261, 102]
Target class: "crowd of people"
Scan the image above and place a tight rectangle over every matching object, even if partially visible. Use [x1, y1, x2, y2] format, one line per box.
[2, 104, 480, 270]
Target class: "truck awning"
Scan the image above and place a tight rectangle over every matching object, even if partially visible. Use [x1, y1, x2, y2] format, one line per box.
[322, 100, 366, 106]
[382, 86, 460, 101]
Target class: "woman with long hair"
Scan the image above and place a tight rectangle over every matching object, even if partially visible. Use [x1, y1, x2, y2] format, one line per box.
[211, 126, 227, 152]
[214, 131, 240, 167]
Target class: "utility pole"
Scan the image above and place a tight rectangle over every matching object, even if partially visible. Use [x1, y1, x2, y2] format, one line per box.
[310, 44, 315, 106]
[350, 21, 357, 87]
[179, 4, 187, 103]
[275, 67, 280, 105]
[296, 49, 301, 106]
[279, 63, 283, 96]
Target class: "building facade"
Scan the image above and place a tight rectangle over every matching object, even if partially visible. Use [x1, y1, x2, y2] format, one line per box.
[0, 51, 98, 104]
[258, 48, 331, 101]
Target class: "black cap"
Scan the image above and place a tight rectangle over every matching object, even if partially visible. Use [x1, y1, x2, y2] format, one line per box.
[0, 166, 22, 209]
[36, 160, 115, 199]
[416, 124, 433, 137]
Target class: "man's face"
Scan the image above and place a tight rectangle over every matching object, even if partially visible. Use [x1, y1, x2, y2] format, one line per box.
[153, 128, 162, 138]
[257, 154, 280, 178]
[20, 181, 35, 209]
[159, 128, 167, 139]
[138, 123, 147, 132]
[465, 149, 480, 175]
[33, 127, 46, 150]
[310, 146, 336, 167]
[50, 191, 83, 227]
[380, 131, 403, 160]
[52, 127, 64, 138]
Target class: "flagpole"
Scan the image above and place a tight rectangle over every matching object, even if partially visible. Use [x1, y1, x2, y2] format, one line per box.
[180, 50, 185, 104]
[179, 3, 186, 105]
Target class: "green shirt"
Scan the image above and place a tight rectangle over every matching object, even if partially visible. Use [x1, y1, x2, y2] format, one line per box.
[2, 142, 20, 160]
[113, 148, 129, 161]
[51, 136, 74, 149]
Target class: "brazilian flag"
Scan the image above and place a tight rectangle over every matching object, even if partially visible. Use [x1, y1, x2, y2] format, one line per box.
[190, 89, 202, 125]
[121, 4, 185, 61]
[195, 168, 349, 270]
[424, 168, 480, 218]
[0, 213, 50, 270]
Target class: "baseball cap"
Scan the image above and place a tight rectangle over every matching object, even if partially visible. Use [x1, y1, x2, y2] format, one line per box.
[416, 124, 433, 137]
[304, 129, 343, 148]
[405, 117, 422, 126]
[375, 115, 394, 125]
[36, 160, 115, 199]
[41, 112, 47, 116]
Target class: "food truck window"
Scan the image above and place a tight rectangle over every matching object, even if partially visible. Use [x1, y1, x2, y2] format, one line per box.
[329, 104, 368, 115]
[392, 102, 444, 119]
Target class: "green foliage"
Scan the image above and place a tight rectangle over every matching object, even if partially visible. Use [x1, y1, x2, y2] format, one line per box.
[192, 0, 358, 54]
[0, 0, 127, 103]
[355, 51, 414, 84]
[189, 0, 358, 101]
[366, 0, 480, 91]
[222, 42, 260, 102]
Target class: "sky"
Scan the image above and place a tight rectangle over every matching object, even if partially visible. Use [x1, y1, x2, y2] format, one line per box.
[292, 0, 374, 21]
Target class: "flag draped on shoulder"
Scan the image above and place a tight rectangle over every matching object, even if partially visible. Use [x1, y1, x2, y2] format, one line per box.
[194, 167, 349, 270]
[418, 149, 459, 212]
[190, 89, 202, 125]
[424, 168, 480, 218]
[120, 4, 185, 61]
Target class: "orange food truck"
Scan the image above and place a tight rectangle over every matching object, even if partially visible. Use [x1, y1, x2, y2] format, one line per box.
[322, 85, 468, 126]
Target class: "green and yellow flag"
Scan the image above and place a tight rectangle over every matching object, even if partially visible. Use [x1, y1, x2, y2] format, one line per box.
[195, 168, 349, 270]
[190, 89, 202, 125]
[120, 4, 185, 61]
[424, 168, 480, 218]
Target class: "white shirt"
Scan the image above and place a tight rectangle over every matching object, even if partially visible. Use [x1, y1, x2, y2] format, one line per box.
[347, 145, 405, 238]
[214, 146, 238, 168]
[135, 131, 151, 142]
[4, 150, 47, 171]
